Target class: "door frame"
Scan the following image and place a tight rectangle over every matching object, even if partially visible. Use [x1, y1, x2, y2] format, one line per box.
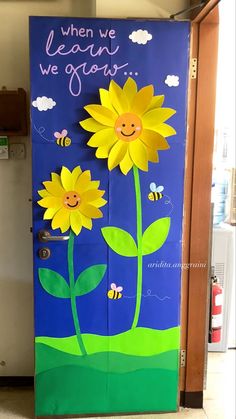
[180, 0, 220, 408]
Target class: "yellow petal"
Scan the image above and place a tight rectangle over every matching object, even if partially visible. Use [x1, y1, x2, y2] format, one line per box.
[92, 197, 107, 208]
[71, 166, 82, 189]
[99, 88, 114, 111]
[87, 128, 115, 147]
[109, 80, 129, 114]
[79, 204, 103, 219]
[95, 141, 117, 158]
[43, 207, 60, 220]
[70, 211, 82, 235]
[129, 140, 148, 171]
[123, 77, 137, 107]
[61, 166, 73, 191]
[84, 104, 117, 126]
[146, 147, 159, 163]
[154, 123, 177, 137]
[38, 197, 62, 208]
[140, 129, 170, 150]
[80, 118, 106, 133]
[43, 181, 64, 197]
[142, 108, 176, 128]
[81, 189, 105, 203]
[51, 173, 61, 184]
[38, 189, 50, 198]
[75, 170, 91, 193]
[131, 85, 154, 116]
[51, 208, 70, 233]
[79, 212, 92, 230]
[119, 152, 134, 175]
[108, 141, 128, 170]
[147, 95, 165, 111]
[86, 180, 100, 190]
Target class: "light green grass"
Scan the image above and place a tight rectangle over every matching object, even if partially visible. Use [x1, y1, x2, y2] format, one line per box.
[35, 326, 180, 356]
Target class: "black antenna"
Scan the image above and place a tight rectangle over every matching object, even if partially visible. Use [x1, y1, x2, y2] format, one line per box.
[170, 1, 206, 19]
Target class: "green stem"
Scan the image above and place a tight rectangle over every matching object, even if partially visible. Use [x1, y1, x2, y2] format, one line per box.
[68, 230, 87, 355]
[131, 166, 143, 329]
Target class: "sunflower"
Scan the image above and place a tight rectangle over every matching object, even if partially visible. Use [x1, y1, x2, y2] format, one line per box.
[80, 77, 176, 175]
[38, 166, 107, 235]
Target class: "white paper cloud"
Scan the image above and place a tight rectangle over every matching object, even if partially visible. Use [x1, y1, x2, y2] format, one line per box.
[129, 29, 152, 45]
[32, 96, 56, 111]
[165, 75, 180, 87]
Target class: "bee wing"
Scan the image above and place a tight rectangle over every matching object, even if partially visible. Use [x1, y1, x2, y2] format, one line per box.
[150, 182, 157, 192]
[156, 186, 164, 193]
[110, 283, 117, 290]
[116, 286, 123, 292]
[54, 131, 61, 138]
[61, 129, 68, 136]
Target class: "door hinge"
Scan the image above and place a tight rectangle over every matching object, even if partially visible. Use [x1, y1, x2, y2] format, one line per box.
[190, 58, 197, 79]
[180, 349, 186, 367]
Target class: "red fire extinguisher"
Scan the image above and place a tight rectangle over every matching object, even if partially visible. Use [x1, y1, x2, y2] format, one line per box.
[209, 275, 223, 343]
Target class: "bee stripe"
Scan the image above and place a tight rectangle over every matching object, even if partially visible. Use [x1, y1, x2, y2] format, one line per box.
[152, 192, 156, 200]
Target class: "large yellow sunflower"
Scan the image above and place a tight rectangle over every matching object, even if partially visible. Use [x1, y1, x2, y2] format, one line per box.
[80, 77, 176, 175]
[38, 166, 107, 235]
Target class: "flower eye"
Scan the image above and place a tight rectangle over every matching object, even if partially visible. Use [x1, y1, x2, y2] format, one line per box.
[131, 124, 135, 127]
[67, 196, 69, 199]
[122, 123, 126, 127]
[74, 195, 77, 198]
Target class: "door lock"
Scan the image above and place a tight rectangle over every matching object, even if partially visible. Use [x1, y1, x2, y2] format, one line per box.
[38, 247, 51, 260]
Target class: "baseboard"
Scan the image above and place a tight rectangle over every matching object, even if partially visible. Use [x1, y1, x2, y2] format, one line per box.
[180, 391, 203, 408]
[0, 376, 34, 387]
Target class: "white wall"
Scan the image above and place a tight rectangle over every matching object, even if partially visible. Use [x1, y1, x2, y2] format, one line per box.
[0, 0, 188, 376]
[96, 0, 189, 18]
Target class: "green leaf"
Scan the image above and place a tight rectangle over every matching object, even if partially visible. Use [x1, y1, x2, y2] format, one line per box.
[142, 217, 171, 256]
[101, 227, 138, 257]
[38, 268, 70, 298]
[74, 264, 107, 297]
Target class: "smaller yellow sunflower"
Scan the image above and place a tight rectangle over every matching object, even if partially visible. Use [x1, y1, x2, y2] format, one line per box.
[80, 77, 176, 175]
[38, 166, 107, 235]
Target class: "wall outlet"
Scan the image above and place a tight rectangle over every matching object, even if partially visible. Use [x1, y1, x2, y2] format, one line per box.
[9, 143, 26, 160]
[0, 136, 9, 159]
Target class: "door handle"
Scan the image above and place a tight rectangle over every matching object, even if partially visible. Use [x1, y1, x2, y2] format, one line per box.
[38, 230, 70, 243]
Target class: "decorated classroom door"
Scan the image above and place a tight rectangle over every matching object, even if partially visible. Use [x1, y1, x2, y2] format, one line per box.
[30, 17, 190, 417]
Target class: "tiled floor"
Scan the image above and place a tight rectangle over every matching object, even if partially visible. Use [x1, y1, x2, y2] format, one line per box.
[0, 351, 235, 419]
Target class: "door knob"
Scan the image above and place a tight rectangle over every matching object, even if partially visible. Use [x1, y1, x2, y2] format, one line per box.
[38, 230, 70, 243]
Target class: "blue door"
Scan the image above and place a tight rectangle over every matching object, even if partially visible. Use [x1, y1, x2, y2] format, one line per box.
[30, 17, 190, 416]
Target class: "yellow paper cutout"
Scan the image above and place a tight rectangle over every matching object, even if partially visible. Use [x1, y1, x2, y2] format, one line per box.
[70, 211, 82, 236]
[79, 204, 103, 219]
[140, 129, 169, 150]
[129, 140, 148, 171]
[84, 105, 116, 126]
[80, 118, 106, 133]
[80, 77, 176, 175]
[130, 85, 154, 116]
[38, 166, 107, 235]
[142, 108, 176, 129]
[108, 141, 128, 171]
[87, 128, 115, 147]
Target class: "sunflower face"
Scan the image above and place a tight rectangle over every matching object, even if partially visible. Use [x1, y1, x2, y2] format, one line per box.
[80, 77, 177, 175]
[115, 113, 142, 142]
[38, 166, 107, 235]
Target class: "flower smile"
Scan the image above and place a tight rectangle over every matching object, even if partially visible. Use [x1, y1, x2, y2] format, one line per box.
[67, 202, 79, 208]
[121, 130, 136, 137]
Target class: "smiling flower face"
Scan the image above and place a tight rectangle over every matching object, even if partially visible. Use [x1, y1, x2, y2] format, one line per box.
[38, 166, 107, 235]
[80, 77, 176, 175]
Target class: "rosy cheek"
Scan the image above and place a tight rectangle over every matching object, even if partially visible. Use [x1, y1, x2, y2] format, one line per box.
[116, 127, 122, 132]
[136, 126, 141, 131]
